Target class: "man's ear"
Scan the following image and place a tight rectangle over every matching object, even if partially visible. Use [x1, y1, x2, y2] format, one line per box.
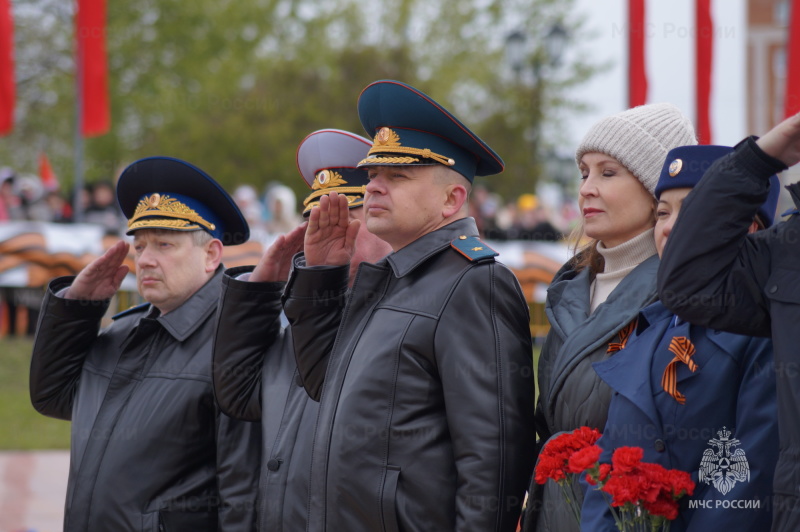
[205, 239, 224, 272]
[442, 184, 468, 219]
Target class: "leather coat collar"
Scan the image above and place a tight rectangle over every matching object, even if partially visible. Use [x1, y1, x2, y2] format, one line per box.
[383, 217, 481, 278]
[149, 266, 223, 342]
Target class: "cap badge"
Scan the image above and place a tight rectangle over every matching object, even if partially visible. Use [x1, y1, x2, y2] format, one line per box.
[376, 127, 400, 146]
[313, 169, 347, 190]
[668, 159, 683, 177]
[361, 126, 456, 167]
[128, 193, 216, 232]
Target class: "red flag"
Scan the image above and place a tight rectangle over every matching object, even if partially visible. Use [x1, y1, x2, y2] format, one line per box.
[785, 0, 800, 118]
[77, 0, 109, 136]
[695, 0, 713, 143]
[628, 0, 647, 107]
[39, 152, 59, 191]
[0, 0, 14, 135]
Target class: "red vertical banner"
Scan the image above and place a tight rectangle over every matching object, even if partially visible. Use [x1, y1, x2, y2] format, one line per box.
[0, 0, 14, 135]
[695, 0, 713, 144]
[77, 0, 109, 136]
[628, 0, 647, 107]
[785, 0, 800, 118]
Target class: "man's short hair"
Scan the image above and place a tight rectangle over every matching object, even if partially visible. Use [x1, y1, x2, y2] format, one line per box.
[191, 229, 214, 247]
[434, 165, 473, 200]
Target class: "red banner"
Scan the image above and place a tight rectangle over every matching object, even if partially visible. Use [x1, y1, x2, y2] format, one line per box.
[628, 0, 647, 107]
[0, 0, 14, 135]
[39, 152, 59, 191]
[785, 0, 800, 118]
[695, 0, 713, 143]
[77, 0, 109, 136]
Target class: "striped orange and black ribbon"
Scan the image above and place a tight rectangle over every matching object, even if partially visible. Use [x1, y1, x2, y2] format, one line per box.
[607, 320, 637, 354]
[661, 336, 698, 404]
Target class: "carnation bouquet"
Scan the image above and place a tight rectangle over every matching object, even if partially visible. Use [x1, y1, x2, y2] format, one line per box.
[535, 427, 695, 531]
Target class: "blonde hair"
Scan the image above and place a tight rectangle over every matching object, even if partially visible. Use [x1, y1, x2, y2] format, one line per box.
[569, 196, 657, 275]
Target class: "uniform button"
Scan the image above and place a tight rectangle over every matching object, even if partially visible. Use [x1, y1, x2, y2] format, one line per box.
[654, 439, 666, 452]
[267, 459, 281, 471]
[769, 285, 778, 294]
[295, 374, 303, 387]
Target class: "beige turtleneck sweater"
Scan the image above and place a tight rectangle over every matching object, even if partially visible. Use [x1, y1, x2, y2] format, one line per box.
[589, 228, 657, 314]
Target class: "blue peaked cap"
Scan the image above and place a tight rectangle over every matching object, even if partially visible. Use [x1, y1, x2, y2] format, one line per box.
[117, 156, 249, 245]
[356, 80, 504, 182]
[656, 145, 781, 227]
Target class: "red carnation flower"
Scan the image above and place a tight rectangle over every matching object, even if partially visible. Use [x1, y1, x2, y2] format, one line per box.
[568, 445, 602, 473]
[611, 446, 643, 474]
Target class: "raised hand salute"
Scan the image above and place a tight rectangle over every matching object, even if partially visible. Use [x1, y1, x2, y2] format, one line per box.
[65, 240, 130, 301]
[756, 111, 800, 167]
[250, 222, 307, 283]
[304, 191, 360, 267]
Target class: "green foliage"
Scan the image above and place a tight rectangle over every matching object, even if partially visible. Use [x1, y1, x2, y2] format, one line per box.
[0, 336, 70, 449]
[3, 0, 600, 206]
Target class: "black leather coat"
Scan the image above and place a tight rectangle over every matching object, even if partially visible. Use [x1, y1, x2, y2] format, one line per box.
[30, 268, 261, 532]
[283, 217, 536, 532]
[212, 266, 317, 531]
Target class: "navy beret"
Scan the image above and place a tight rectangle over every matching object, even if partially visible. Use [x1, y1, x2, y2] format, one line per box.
[657, 145, 781, 227]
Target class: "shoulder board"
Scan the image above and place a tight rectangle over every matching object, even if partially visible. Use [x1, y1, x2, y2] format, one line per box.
[450, 235, 498, 262]
[112, 302, 150, 320]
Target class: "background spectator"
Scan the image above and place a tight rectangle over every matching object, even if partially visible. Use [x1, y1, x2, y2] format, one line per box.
[83, 180, 125, 235]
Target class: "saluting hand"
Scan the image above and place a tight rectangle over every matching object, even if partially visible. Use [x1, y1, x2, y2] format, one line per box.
[757, 111, 800, 167]
[304, 191, 360, 267]
[65, 240, 130, 301]
[250, 222, 308, 283]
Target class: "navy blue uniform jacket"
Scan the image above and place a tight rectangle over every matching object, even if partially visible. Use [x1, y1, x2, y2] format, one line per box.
[582, 301, 778, 531]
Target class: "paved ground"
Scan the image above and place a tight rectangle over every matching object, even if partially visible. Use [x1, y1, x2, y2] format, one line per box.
[0, 451, 68, 532]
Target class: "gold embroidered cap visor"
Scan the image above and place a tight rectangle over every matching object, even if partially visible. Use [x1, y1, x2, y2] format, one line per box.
[301, 167, 367, 216]
[116, 156, 249, 245]
[296, 129, 373, 217]
[356, 80, 505, 182]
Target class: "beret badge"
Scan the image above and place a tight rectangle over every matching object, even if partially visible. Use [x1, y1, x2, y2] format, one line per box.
[668, 159, 683, 177]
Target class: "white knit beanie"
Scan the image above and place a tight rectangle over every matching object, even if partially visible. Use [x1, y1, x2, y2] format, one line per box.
[575, 103, 697, 195]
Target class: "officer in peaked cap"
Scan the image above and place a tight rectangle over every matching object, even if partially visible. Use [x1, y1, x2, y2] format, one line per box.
[30, 156, 260, 532]
[212, 130, 392, 531]
[282, 80, 535, 531]
[296, 128, 394, 281]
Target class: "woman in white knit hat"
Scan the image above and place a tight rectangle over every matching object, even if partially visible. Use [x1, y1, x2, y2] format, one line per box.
[521, 103, 697, 532]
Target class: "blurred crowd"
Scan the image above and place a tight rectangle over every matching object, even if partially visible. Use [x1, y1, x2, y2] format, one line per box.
[469, 184, 578, 242]
[0, 166, 125, 233]
[0, 166, 576, 244]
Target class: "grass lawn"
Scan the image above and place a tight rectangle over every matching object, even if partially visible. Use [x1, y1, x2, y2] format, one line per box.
[0, 336, 70, 449]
